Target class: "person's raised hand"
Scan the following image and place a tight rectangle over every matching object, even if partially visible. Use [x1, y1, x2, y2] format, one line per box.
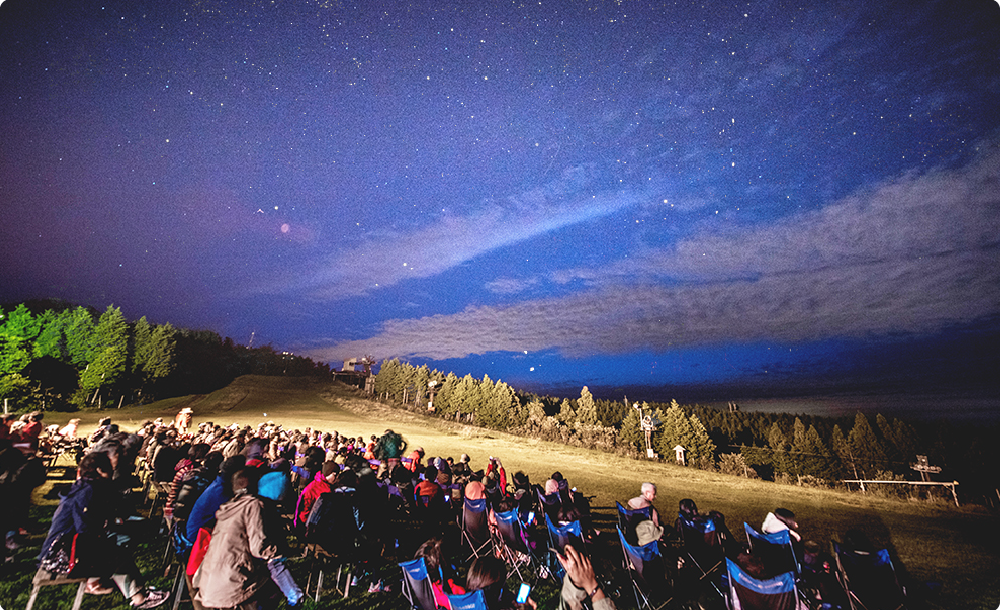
[557, 544, 598, 594]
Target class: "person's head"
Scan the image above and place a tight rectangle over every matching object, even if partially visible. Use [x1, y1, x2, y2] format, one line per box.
[466, 555, 506, 600]
[78, 451, 113, 480]
[641, 482, 657, 502]
[99, 417, 112, 427]
[513, 471, 530, 491]
[544, 479, 559, 495]
[414, 537, 446, 577]
[636, 519, 665, 546]
[322, 461, 340, 483]
[230, 468, 253, 496]
[220, 455, 248, 497]
[424, 465, 438, 482]
[679, 498, 699, 519]
[203, 451, 224, 477]
[774, 507, 797, 530]
[334, 469, 357, 490]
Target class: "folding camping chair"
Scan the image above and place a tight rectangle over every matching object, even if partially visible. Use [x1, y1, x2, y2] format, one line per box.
[544, 514, 585, 582]
[448, 589, 491, 610]
[462, 497, 494, 560]
[618, 527, 672, 610]
[832, 542, 907, 610]
[493, 508, 543, 582]
[545, 514, 584, 553]
[726, 558, 798, 610]
[744, 522, 799, 578]
[400, 557, 440, 610]
[676, 514, 726, 601]
[536, 488, 563, 525]
[617, 501, 653, 545]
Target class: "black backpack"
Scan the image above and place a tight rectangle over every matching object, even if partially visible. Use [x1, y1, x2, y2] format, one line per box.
[173, 468, 212, 521]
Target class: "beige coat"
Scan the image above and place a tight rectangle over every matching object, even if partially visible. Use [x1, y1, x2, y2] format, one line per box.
[193, 493, 279, 608]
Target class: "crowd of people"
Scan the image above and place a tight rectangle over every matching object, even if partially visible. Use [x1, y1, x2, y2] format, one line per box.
[9, 410, 857, 610]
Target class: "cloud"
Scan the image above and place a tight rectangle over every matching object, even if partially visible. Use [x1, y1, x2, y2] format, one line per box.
[263, 165, 653, 300]
[310, 144, 1000, 363]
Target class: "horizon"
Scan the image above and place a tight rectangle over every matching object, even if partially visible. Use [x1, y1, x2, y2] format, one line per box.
[2, 0, 998, 419]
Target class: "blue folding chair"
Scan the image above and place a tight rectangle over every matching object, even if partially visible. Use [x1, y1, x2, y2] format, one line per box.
[493, 509, 541, 581]
[399, 557, 439, 610]
[726, 558, 798, 610]
[616, 501, 653, 545]
[462, 498, 493, 560]
[744, 522, 800, 578]
[618, 527, 671, 610]
[676, 514, 725, 600]
[448, 589, 491, 610]
[544, 513, 583, 553]
[832, 542, 907, 610]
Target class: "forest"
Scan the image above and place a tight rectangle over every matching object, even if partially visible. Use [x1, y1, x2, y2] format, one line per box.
[373, 358, 1000, 506]
[0, 300, 329, 412]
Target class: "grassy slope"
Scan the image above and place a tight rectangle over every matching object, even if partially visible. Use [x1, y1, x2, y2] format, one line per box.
[12, 375, 999, 609]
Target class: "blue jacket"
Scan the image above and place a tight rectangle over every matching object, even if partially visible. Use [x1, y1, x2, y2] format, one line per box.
[186, 475, 226, 540]
[39, 477, 115, 564]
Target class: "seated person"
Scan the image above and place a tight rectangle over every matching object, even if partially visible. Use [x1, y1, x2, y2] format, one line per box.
[415, 537, 466, 609]
[627, 482, 661, 526]
[762, 507, 801, 542]
[466, 555, 537, 609]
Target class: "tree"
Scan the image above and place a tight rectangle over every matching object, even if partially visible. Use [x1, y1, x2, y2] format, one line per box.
[653, 400, 716, 464]
[65, 306, 96, 369]
[555, 398, 576, 426]
[78, 306, 128, 406]
[618, 406, 644, 452]
[575, 386, 599, 426]
[435, 372, 460, 416]
[848, 413, 887, 478]
[0, 304, 40, 375]
[33, 309, 71, 361]
[768, 422, 790, 474]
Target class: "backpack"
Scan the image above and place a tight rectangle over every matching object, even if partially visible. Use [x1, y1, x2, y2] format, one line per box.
[305, 490, 360, 556]
[173, 469, 212, 521]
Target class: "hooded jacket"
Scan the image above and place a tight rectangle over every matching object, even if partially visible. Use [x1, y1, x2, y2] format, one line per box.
[193, 492, 279, 608]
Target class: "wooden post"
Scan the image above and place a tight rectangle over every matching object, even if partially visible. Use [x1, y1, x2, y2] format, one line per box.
[3, 398, 7, 415]
[117, 395, 124, 409]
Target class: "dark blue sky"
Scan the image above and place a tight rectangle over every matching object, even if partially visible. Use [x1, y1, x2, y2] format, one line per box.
[2, 0, 998, 411]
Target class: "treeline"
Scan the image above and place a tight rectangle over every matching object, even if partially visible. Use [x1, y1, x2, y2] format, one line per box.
[0, 300, 329, 411]
[373, 358, 999, 504]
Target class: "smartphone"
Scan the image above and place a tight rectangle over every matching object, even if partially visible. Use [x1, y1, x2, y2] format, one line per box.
[526, 511, 536, 526]
[516, 583, 531, 604]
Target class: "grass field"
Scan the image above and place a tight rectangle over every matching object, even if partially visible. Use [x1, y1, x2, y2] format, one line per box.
[4, 375, 998, 610]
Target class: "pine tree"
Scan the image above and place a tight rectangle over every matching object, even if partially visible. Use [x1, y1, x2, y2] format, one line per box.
[576, 386, 599, 426]
[619, 407, 643, 452]
[848, 413, 887, 478]
[0, 304, 39, 376]
[33, 309, 70, 361]
[768, 422, 789, 474]
[435, 372, 460, 416]
[78, 306, 128, 406]
[555, 398, 576, 426]
[65, 306, 96, 369]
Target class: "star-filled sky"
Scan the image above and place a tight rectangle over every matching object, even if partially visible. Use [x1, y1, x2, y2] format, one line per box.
[2, 0, 999, 417]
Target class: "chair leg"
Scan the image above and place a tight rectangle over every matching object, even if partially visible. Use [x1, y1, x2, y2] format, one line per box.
[315, 567, 324, 602]
[71, 581, 87, 610]
[172, 567, 188, 610]
[25, 585, 41, 610]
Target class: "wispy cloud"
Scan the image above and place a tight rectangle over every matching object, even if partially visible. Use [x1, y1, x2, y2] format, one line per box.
[311, 144, 1000, 362]
[262, 165, 654, 300]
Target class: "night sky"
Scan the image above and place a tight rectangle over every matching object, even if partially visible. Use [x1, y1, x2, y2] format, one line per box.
[2, 0, 998, 417]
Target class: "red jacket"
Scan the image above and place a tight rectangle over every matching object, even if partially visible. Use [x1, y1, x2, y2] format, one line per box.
[295, 472, 332, 526]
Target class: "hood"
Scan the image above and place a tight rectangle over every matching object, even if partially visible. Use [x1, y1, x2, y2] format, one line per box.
[215, 492, 259, 520]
